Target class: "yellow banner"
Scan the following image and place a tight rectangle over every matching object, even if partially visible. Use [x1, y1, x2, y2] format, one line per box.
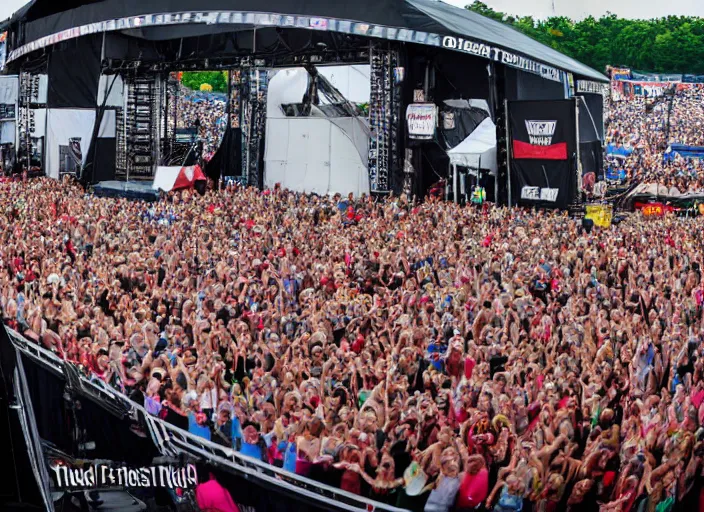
[585, 204, 612, 227]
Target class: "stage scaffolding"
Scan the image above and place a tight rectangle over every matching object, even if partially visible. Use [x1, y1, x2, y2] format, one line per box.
[98, 37, 406, 192]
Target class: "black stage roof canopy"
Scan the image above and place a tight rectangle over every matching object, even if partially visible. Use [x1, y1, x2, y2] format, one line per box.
[5, 0, 607, 83]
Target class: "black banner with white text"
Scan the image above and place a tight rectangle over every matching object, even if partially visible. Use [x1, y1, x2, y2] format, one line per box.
[509, 99, 577, 209]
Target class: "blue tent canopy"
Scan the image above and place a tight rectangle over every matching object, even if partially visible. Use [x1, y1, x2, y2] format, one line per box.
[606, 143, 633, 159]
[664, 144, 704, 161]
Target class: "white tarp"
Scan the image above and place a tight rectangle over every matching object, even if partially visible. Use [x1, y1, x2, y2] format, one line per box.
[331, 117, 370, 168]
[265, 68, 370, 196]
[152, 166, 182, 192]
[0, 121, 15, 144]
[46, 109, 95, 179]
[0, 75, 18, 105]
[443, 98, 491, 117]
[447, 117, 498, 175]
[318, 65, 370, 104]
[98, 110, 116, 138]
[264, 118, 370, 196]
[98, 74, 126, 108]
[266, 68, 310, 119]
[626, 183, 672, 198]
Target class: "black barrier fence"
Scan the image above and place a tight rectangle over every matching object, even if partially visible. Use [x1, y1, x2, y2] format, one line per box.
[5, 328, 409, 512]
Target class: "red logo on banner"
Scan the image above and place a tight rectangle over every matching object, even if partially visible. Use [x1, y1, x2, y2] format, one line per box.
[513, 140, 567, 160]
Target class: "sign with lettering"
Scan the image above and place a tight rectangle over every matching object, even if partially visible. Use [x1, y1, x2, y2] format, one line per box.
[406, 103, 437, 140]
[440, 36, 562, 82]
[525, 120, 557, 146]
[49, 462, 198, 491]
[641, 203, 665, 217]
[585, 204, 612, 227]
[7, 11, 567, 83]
[576, 80, 609, 96]
[509, 99, 576, 209]
[521, 186, 559, 203]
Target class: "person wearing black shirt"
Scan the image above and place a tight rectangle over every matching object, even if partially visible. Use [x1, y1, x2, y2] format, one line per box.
[489, 353, 508, 379]
[161, 396, 188, 431]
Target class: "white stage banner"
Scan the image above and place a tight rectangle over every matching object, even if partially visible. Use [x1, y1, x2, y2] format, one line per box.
[406, 103, 437, 140]
[46, 109, 96, 179]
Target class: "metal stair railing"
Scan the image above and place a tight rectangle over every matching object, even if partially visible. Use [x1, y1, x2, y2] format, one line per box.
[7, 328, 410, 512]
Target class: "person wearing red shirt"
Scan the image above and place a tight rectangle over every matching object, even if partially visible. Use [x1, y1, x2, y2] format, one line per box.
[456, 454, 489, 511]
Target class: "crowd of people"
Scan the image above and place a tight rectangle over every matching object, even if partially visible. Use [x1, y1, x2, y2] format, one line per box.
[604, 85, 704, 192]
[1, 176, 703, 512]
[175, 89, 228, 162]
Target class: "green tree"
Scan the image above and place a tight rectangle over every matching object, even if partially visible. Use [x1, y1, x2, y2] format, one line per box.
[465, 1, 704, 73]
[181, 71, 228, 93]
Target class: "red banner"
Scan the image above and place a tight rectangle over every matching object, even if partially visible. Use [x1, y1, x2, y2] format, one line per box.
[513, 140, 567, 160]
[634, 202, 675, 216]
[173, 165, 206, 191]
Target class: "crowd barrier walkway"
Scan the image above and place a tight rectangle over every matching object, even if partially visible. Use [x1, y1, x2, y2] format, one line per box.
[8, 328, 410, 512]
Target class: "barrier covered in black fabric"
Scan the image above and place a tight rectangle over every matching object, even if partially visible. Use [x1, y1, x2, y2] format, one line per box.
[205, 125, 241, 185]
[76, 397, 160, 465]
[509, 99, 577, 209]
[20, 349, 158, 466]
[580, 140, 603, 177]
[20, 352, 72, 450]
[210, 467, 349, 512]
[577, 93, 604, 142]
[8, 329, 404, 512]
[0, 327, 51, 510]
[47, 36, 101, 108]
[505, 68, 566, 101]
[91, 137, 117, 182]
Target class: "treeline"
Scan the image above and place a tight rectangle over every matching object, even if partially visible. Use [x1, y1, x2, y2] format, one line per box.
[466, 1, 704, 74]
[181, 71, 228, 93]
[180, 4, 703, 89]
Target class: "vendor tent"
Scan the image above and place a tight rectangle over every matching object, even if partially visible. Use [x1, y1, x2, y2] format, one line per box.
[447, 117, 497, 175]
[606, 143, 633, 160]
[664, 144, 704, 161]
[625, 182, 681, 201]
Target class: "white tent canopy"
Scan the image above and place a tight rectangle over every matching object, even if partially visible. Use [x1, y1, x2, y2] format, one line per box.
[447, 117, 498, 175]
[443, 98, 491, 117]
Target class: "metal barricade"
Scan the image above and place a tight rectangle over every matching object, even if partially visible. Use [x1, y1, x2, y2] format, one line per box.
[7, 328, 410, 512]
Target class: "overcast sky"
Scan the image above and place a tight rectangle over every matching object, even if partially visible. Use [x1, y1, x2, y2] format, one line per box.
[444, 0, 704, 20]
[1, 0, 703, 24]
[1, 0, 26, 22]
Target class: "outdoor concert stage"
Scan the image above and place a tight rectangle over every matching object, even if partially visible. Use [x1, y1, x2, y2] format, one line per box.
[0, 1, 609, 509]
[1, 0, 607, 206]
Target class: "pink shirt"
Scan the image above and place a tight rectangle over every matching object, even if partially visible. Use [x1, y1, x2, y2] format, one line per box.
[456, 468, 489, 509]
[195, 479, 239, 512]
[692, 389, 704, 410]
